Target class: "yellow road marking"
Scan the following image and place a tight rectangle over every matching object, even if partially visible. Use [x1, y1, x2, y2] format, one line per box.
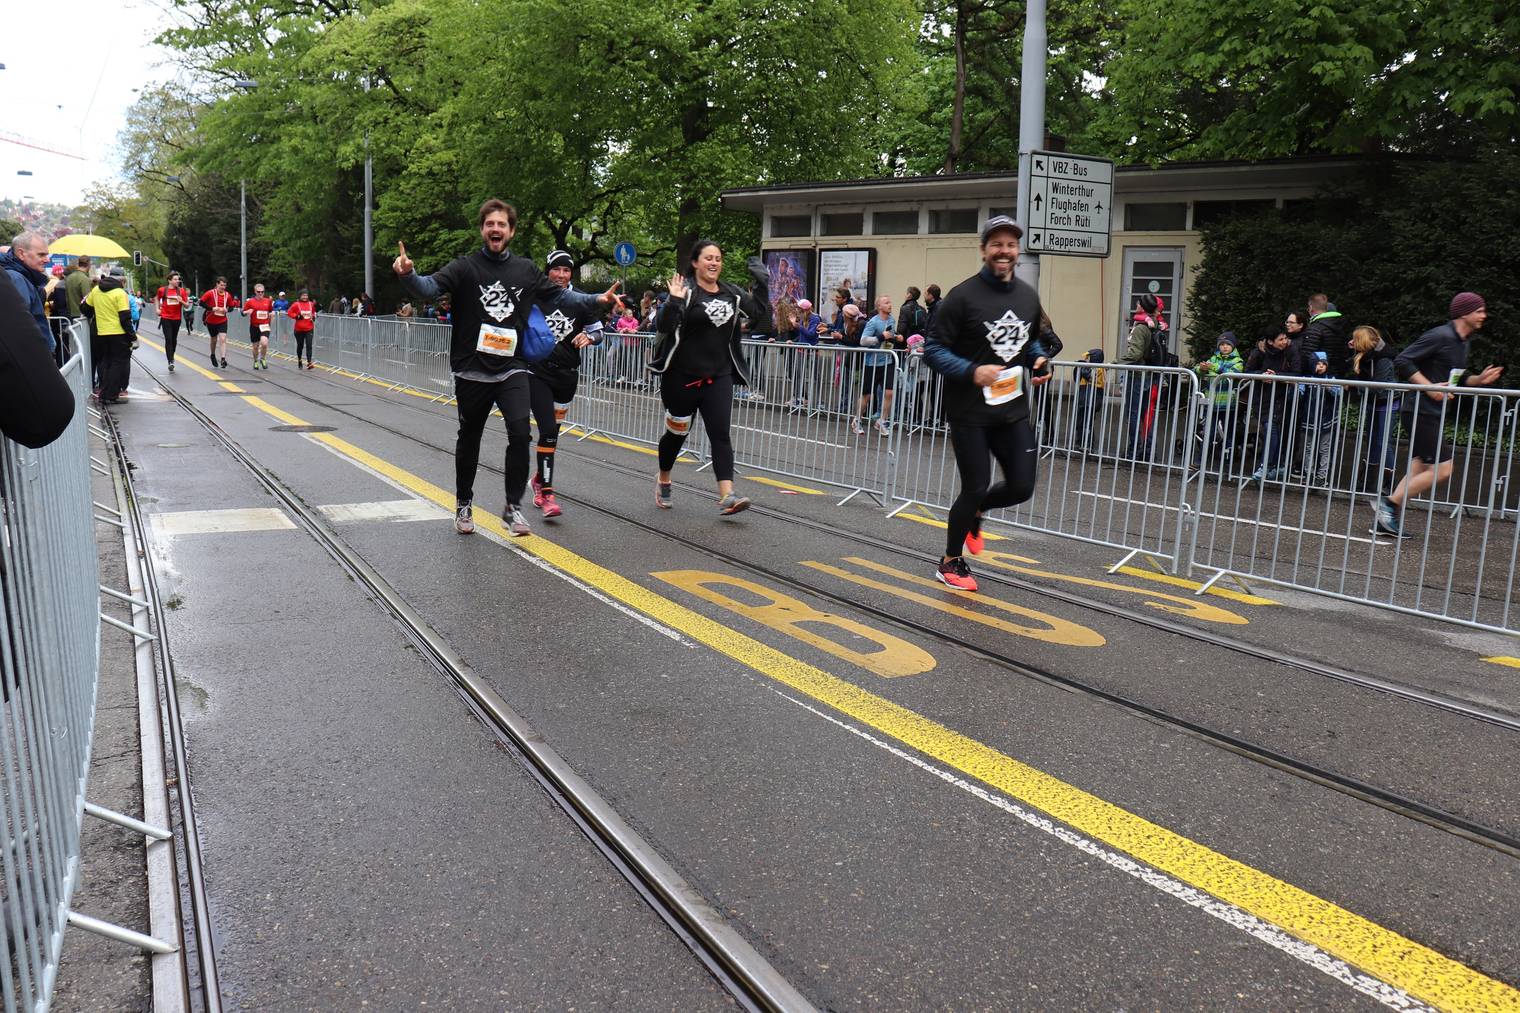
[740, 474, 827, 495]
[137, 337, 221, 380]
[803, 558, 1105, 647]
[218, 382, 245, 393]
[974, 549, 1249, 625]
[221, 394, 1515, 1012]
[894, 508, 1009, 541]
[653, 570, 934, 678]
[1114, 565, 1280, 606]
[1482, 657, 1520, 669]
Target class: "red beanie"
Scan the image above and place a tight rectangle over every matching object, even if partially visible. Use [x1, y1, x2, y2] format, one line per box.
[1449, 292, 1485, 319]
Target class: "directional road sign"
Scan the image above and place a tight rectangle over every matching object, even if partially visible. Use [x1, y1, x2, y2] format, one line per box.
[614, 242, 637, 267]
[1024, 150, 1113, 258]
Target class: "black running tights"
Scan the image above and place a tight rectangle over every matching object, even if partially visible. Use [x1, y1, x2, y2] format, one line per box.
[946, 418, 1037, 559]
[454, 373, 531, 506]
[657, 371, 735, 481]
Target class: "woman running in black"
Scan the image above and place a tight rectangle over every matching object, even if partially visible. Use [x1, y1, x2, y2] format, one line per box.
[648, 240, 770, 514]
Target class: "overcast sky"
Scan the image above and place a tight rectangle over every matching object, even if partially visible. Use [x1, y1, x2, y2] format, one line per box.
[1, 0, 174, 207]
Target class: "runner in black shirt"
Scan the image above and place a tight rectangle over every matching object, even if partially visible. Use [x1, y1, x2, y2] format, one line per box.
[395, 198, 619, 535]
[924, 216, 1051, 591]
[648, 239, 770, 514]
[527, 249, 605, 519]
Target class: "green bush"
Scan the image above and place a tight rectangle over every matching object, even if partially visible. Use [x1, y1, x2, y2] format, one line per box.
[1186, 153, 1520, 380]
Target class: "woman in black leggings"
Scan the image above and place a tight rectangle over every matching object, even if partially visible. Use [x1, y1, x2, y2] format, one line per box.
[648, 240, 770, 514]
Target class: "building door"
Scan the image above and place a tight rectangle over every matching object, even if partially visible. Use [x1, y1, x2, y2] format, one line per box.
[1119, 248, 1184, 352]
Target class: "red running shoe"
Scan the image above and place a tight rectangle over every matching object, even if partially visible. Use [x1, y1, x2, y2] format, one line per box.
[936, 557, 978, 592]
[540, 493, 562, 519]
[964, 523, 985, 556]
[531, 474, 546, 508]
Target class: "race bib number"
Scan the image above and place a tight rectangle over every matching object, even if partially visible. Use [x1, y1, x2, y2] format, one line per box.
[301, 311, 313, 320]
[166, 295, 180, 307]
[1449, 369, 1464, 386]
[258, 325, 270, 335]
[982, 366, 1025, 405]
[477, 322, 518, 357]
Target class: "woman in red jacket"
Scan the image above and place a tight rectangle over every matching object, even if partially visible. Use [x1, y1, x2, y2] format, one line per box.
[199, 277, 239, 368]
[286, 288, 317, 369]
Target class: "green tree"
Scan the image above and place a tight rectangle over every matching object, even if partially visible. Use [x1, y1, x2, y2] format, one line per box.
[1094, 0, 1520, 163]
[1185, 153, 1520, 374]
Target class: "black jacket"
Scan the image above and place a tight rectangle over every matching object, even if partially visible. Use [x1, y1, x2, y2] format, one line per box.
[1395, 322, 1471, 417]
[1348, 340, 1397, 385]
[0, 275, 74, 448]
[1245, 340, 1304, 407]
[399, 246, 600, 378]
[896, 299, 927, 338]
[648, 281, 769, 383]
[924, 267, 1045, 426]
[1301, 311, 1347, 377]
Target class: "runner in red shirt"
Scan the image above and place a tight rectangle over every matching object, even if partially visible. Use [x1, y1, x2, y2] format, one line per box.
[242, 282, 275, 370]
[199, 277, 239, 368]
[155, 271, 191, 373]
[287, 288, 317, 370]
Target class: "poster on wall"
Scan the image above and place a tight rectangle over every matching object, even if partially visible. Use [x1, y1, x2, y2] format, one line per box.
[817, 248, 875, 316]
[763, 249, 813, 323]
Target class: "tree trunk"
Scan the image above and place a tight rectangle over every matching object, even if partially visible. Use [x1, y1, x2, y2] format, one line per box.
[945, 2, 967, 174]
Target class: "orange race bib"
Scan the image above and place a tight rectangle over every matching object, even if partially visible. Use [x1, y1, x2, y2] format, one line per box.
[983, 366, 1025, 406]
[476, 323, 518, 357]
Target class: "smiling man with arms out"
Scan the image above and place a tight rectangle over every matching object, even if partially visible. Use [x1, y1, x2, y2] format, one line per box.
[393, 198, 620, 536]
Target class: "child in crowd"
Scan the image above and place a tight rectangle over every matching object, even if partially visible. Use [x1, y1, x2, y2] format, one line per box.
[1194, 332, 1244, 474]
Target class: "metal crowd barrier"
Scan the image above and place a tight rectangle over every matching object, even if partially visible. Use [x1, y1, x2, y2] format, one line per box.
[1187, 373, 1519, 633]
[890, 359, 1202, 571]
[148, 306, 1520, 633]
[3, 325, 174, 1011]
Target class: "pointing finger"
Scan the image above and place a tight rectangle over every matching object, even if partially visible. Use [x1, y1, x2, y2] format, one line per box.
[398, 241, 408, 258]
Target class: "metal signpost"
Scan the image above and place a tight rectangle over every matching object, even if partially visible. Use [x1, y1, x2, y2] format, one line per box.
[614, 242, 636, 299]
[1023, 150, 1114, 258]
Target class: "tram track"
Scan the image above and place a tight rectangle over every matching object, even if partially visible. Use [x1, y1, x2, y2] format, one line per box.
[170, 355, 1520, 863]
[151, 351, 1520, 863]
[133, 367, 816, 1013]
[233, 354, 1520, 729]
[102, 406, 224, 1013]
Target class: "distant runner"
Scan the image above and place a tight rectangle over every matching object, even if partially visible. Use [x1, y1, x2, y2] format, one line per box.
[287, 288, 317, 369]
[242, 282, 274, 369]
[199, 278, 238, 368]
[155, 271, 190, 373]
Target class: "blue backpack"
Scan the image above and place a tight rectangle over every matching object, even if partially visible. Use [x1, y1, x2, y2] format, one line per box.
[519, 305, 556, 362]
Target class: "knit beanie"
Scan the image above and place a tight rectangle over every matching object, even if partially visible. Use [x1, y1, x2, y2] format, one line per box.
[1449, 292, 1485, 319]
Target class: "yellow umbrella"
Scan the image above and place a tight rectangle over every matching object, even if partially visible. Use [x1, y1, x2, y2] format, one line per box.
[48, 234, 131, 259]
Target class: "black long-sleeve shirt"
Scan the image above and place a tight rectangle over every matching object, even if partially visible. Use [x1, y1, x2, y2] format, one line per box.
[1395, 322, 1472, 416]
[924, 267, 1045, 426]
[400, 246, 601, 379]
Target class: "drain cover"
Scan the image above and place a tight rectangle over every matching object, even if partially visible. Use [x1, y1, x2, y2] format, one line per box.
[270, 424, 337, 433]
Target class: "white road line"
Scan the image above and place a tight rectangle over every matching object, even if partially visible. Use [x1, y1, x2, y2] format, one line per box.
[769, 689, 1436, 1013]
[151, 507, 296, 535]
[306, 437, 697, 647]
[317, 499, 448, 524]
[732, 425, 847, 449]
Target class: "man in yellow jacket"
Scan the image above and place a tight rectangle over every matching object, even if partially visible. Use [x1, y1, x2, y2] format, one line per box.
[83, 266, 135, 404]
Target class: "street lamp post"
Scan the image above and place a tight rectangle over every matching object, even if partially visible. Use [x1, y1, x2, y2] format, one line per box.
[1014, 0, 1047, 294]
[362, 78, 374, 301]
[234, 79, 258, 303]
